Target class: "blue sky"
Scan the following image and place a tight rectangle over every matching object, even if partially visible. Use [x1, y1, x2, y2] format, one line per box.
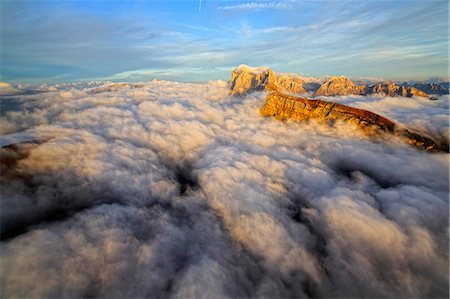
[1, 0, 448, 83]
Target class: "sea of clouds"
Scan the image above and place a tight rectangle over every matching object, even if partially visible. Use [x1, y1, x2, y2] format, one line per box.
[0, 80, 448, 298]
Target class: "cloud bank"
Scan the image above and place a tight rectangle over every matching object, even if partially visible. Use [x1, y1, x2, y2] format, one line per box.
[0, 81, 448, 298]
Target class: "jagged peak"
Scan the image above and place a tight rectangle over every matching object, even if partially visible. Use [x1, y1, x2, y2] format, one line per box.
[229, 65, 307, 96]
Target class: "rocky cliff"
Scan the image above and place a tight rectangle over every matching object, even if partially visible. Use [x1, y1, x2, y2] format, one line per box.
[229, 65, 306, 96]
[275, 75, 306, 95]
[260, 85, 444, 151]
[314, 76, 366, 96]
[262, 83, 395, 132]
[229, 65, 271, 96]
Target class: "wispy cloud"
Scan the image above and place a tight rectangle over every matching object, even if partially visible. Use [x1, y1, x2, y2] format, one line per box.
[218, 1, 293, 11]
[1, 0, 448, 83]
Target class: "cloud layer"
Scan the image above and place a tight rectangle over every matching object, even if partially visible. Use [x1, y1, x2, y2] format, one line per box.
[0, 81, 448, 298]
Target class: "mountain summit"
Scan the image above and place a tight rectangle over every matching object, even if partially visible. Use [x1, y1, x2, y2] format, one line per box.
[314, 76, 366, 96]
[229, 65, 305, 96]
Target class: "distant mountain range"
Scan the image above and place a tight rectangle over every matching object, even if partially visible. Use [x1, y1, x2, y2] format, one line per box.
[229, 65, 449, 98]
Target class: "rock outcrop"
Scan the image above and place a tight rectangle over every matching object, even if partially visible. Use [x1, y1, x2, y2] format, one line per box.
[260, 83, 445, 151]
[229, 65, 306, 96]
[275, 75, 306, 94]
[262, 83, 395, 131]
[314, 76, 366, 96]
[229, 65, 271, 96]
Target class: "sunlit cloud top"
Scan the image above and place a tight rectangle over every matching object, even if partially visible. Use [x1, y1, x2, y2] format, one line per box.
[1, 0, 448, 83]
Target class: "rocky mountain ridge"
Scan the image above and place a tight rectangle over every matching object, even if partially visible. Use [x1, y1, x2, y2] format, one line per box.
[315, 77, 430, 97]
[261, 84, 444, 151]
[228, 65, 448, 97]
[412, 82, 449, 95]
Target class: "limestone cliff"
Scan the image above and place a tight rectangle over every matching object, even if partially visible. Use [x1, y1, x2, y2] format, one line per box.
[261, 84, 444, 151]
[262, 85, 395, 132]
[229, 65, 271, 96]
[369, 81, 399, 96]
[229, 65, 306, 96]
[314, 76, 366, 96]
[275, 75, 306, 94]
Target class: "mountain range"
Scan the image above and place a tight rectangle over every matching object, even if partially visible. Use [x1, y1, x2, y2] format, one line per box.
[229, 65, 449, 98]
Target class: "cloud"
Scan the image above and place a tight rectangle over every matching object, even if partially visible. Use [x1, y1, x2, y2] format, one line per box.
[218, 1, 293, 11]
[218, 1, 448, 80]
[0, 81, 448, 298]
[2, 1, 448, 82]
[0, 82, 20, 95]
[316, 94, 450, 138]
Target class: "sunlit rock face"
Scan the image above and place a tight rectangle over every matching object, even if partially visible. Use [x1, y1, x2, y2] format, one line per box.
[260, 86, 445, 151]
[369, 81, 399, 97]
[273, 74, 306, 95]
[261, 91, 394, 132]
[314, 76, 366, 96]
[229, 65, 306, 96]
[229, 65, 271, 96]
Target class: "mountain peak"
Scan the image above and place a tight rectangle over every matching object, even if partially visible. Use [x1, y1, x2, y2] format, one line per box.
[229, 66, 305, 96]
[315, 76, 364, 96]
[232, 64, 270, 75]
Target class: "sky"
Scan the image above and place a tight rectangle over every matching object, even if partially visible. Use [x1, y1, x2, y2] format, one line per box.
[0, 0, 449, 83]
